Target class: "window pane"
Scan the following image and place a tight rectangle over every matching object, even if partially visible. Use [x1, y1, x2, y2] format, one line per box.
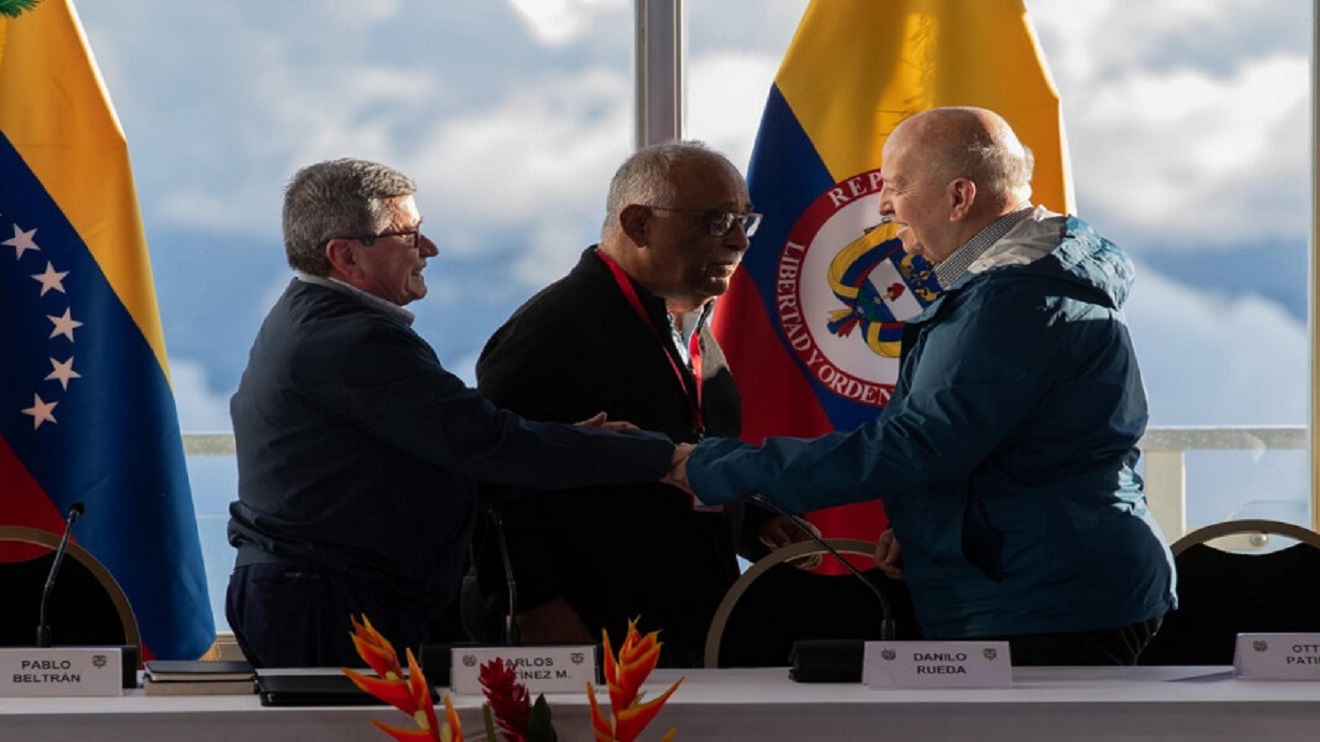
[81, 2, 636, 633]
[687, 0, 1313, 535]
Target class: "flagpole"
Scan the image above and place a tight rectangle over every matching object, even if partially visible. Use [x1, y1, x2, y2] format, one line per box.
[634, 0, 684, 148]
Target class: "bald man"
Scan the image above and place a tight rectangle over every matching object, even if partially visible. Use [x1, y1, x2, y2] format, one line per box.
[668, 107, 1176, 665]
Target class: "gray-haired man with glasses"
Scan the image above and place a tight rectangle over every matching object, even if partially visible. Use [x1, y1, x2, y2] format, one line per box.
[466, 141, 815, 667]
[226, 158, 682, 669]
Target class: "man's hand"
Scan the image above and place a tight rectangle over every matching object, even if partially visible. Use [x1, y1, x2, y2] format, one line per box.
[574, 411, 638, 431]
[663, 442, 694, 493]
[873, 528, 904, 580]
[515, 598, 595, 644]
[758, 514, 823, 570]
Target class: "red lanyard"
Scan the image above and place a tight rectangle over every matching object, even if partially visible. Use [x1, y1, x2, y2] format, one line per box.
[596, 249, 704, 438]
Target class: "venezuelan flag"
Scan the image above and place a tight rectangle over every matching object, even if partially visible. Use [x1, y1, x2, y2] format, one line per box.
[716, 0, 1073, 550]
[0, 0, 214, 658]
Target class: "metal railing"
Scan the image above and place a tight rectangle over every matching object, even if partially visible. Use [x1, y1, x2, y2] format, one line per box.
[1139, 426, 1308, 540]
[184, 425, 1311, 543]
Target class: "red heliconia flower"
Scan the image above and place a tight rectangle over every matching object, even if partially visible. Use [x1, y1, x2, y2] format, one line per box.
[342, 613, 462, 742]
[587, 681, 614, 742]
[605, 619, 663, 714]
[479, 657, 532, 742]
[350, 614, 402, 679]
[442, 694, 464, 742]
[588, 617, 683, 742]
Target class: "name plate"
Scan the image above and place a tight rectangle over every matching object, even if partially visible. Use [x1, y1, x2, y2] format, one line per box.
[449, 645, 596, 695]
[0, 647, 123, 697]
[862, 641, 1012, 689]
[1235, 633, 1320, 680]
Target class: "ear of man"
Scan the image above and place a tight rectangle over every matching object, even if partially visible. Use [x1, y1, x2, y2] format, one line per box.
[324, 238, 361, 279]
[618, 204, 652, 247]
[947, 177, 978, 222]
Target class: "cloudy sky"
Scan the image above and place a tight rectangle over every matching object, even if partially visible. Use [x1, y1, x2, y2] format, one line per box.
[75, 0, 1311, 529]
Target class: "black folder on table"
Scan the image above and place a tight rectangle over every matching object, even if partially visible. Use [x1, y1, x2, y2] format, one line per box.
[256, 673, 437, 707]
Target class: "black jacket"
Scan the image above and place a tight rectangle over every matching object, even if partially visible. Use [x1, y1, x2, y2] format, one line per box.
[470, 248, 766, 663]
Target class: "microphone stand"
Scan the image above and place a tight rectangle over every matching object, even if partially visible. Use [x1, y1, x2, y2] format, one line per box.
[488, 509, 520, 646]
[37, 502, 84, 648]
[744, 491, 896, 640]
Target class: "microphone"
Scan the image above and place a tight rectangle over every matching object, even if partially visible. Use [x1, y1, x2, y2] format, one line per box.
[36, 502, 85, 648]
[744, 491, 895, 640]
[487, 509, 520, 646]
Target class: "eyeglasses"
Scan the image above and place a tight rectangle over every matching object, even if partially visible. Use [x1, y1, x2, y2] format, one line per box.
[646, 206, 763, 238]
[325, 226, 424, 249]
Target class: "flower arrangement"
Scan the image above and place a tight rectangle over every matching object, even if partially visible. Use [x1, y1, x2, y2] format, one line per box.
[342, 614, 462, 742]
[345, 614, 682, 742]
[588, 618, 684, 742]
[478, 657, 556, 742]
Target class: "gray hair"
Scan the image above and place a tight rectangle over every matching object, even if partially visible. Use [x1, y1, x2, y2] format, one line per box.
[601, 140, 726, 240]
[959, 139, 1035, 202]
[282, 158, 417, 275]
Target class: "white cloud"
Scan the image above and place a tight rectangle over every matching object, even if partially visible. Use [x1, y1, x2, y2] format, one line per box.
[687, 53, 783, 168]
[1058, 55, 1308, 241]
[409, 67, 634, 275]
[168, 357, 234, 433]
[505, 0, 629, 45]
[1127, 263, 1307, 426]
[510, 215, 599, 289]
[1028, 0, 1310, 245]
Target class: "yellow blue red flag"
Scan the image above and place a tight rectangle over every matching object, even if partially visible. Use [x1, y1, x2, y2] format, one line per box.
[716, 0, 1073, 549]
[0, 0, 214, 658]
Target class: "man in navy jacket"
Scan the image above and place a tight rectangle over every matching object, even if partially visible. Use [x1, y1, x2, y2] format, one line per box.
[669, 108, 1176, 665]
[227, 158, 678, 668]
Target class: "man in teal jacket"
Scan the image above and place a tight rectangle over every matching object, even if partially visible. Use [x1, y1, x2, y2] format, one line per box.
[669, 107, 1175, 665]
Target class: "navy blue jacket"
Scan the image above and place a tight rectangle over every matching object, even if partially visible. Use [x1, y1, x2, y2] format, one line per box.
[688, 211, 1176, 639]
[228, 278, 673, 615]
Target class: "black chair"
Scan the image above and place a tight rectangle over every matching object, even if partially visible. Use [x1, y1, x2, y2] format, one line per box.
[0, 525, 141, 664]
[1139, 519, 1320, 666]
[704, 538, 919, 668]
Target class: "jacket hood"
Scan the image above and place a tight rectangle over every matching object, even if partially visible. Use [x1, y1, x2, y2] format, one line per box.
[963, 207, 1134, 309]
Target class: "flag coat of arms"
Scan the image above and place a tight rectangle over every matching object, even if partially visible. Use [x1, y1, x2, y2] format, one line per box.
[0, 0, 214, 659]
[716, 0, 1074, 551]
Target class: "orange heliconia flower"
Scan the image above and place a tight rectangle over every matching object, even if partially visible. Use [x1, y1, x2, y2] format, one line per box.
[342, 614, 462, 742]
[587, 617, 682, 742]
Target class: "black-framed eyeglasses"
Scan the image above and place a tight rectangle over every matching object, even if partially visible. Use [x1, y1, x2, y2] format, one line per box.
[646, 206, 762, 238]
[325, 226, 423, 249]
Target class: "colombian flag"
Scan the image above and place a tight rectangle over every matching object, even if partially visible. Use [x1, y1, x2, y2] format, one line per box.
[0, 1, 214, 658]
[717, 0, 1074, 553]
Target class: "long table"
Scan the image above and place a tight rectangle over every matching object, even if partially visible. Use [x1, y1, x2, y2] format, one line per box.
[3, 666, 1320, 741]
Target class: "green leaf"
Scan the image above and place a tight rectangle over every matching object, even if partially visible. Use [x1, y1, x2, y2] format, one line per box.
[0, 0, 40, 19]
[483, 702, 498, 742]
[529, 694, 558, 742]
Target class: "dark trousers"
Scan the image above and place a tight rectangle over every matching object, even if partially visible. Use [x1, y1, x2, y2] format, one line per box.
[226, 563, 430, 669]
[973, 616, 1164, 666]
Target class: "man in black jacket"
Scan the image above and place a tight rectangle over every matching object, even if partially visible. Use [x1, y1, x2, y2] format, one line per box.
[468, 142, 814, 666]
[226, 158, 678, 668]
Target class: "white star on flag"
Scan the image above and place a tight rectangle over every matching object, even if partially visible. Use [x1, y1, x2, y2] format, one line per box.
[46, 356, 81, 390]
[48, 308, 84, 341]
[31, 261, 69, 296]
[21, 393, 58, 429]
[3, 224, 40, 260]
